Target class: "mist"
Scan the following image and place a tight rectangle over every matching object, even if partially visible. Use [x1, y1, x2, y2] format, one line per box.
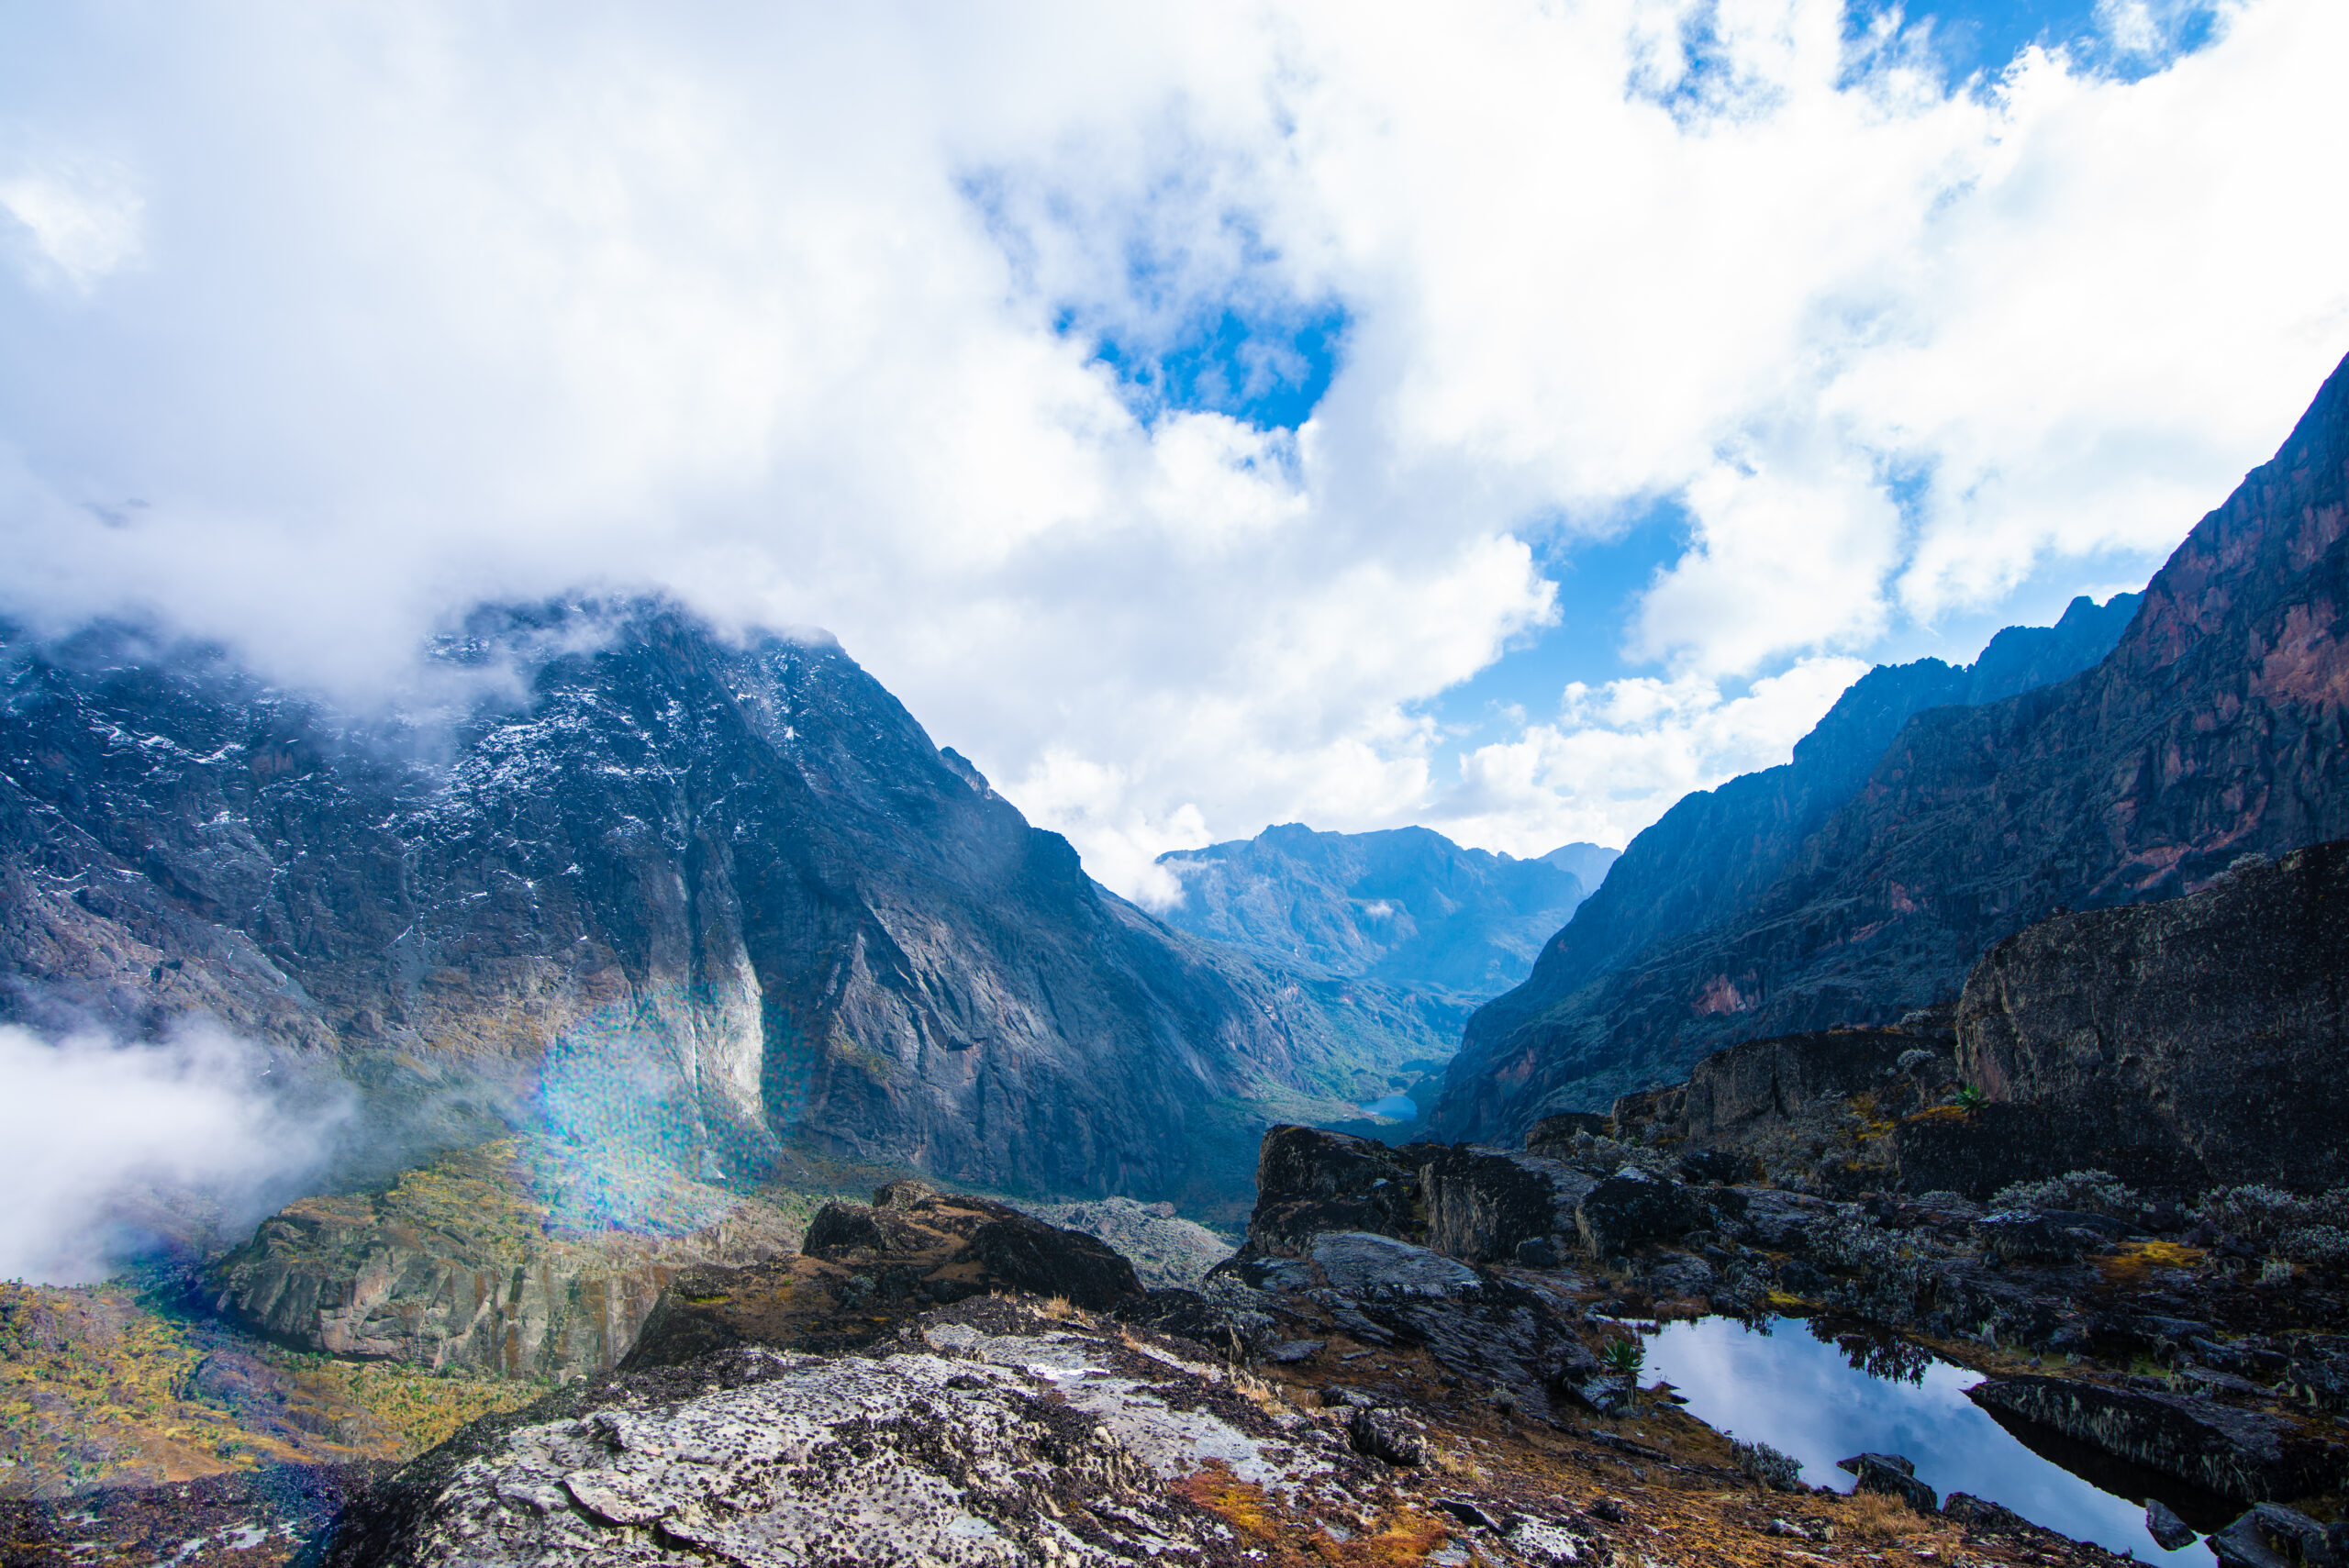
[0, 1022, 351, 1284]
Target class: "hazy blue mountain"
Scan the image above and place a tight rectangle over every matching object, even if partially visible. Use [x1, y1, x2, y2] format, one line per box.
[1154, 824, 1618, 1001]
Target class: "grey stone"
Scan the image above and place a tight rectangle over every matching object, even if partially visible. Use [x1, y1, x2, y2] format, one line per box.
[2144, 1498, 2198, 1551]
[1836, 1451, 1936, 1515]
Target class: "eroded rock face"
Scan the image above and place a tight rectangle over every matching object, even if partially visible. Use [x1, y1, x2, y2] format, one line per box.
[622, 1185, 1143, 1370]
[205, 1140, 796, 1379]
[1419, 1147, 1595, 1265]
[1954, 840, 2349, 1192]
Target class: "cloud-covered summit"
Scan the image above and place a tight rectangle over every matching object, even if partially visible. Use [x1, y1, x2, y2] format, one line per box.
[0, 0, 2341, 902]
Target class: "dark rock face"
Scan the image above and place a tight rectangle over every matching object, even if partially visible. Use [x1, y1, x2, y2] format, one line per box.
[1953, 840, 2349, 1192]
[1838, 1452, 1937, 1515]
[1244, 1126, 1426, 1256]
[1436, 590, 2142, 1138]
[621, 1185, 1142, 1368]
[1967, 1376, 2345, 1503]
[1155, 823, 1614, 1000]
[1573, 1169, 1706, 1259]
[0, 600, 1448, 1206]
[1442, 351, 2349, 1141]
[1610, 1027, 1939, 1149]
[1419, 1147, 1595, 1265]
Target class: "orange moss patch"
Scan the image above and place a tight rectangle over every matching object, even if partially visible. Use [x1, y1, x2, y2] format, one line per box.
[2098, 1240, 2208, 1288]
[1901, 1105, 1972, 1125]
[1174, 1462, 1453, 1566]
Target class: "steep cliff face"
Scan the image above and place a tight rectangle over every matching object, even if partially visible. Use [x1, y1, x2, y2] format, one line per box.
[1436, 349, 2349, 1140]
[1952, 839, 2349, 1192]
[0, 602, 1444, 1207]
[1154, 823, 1612, 1000]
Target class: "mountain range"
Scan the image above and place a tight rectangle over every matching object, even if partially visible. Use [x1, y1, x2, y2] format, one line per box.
[1153, 824, 1617, 1001]
[0, 606, 1453, 1213]
[1431, 349, 2349, 1141]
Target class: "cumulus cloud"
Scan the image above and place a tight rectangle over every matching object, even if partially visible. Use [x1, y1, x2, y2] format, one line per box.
[0, 1, 2341, 895]
[0, 1024, 347, 1284]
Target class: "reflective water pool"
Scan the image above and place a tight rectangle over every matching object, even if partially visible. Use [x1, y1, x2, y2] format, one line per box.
[1640, 1316, 2220, 1563]
[1358, 1093, 1417, 1119]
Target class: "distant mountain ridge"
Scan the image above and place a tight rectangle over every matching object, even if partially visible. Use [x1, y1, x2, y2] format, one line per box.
[1432, 348, 2349, 1141]
[0, 602, 1456, 1211]
[1154, 824, 1617, 1001]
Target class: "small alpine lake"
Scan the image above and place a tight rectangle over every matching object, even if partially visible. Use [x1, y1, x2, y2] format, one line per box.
[1638, 1315, 2232, 1564]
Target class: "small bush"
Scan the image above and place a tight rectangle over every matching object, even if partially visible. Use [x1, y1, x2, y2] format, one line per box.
[1732, 1438, 1804, 1491]
[2195, 1186, 2349, 1253]
[1988, 1170, 2143, 1222]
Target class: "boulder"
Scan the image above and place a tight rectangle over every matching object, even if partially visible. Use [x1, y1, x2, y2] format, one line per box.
[1416, 1146, 1594, 1264]
[1246, 1125, 1423, 1257]
[2207, 1503, 2347, 1568]
[2144, 1498, 2198, 1551]
[1347, 1407, 1429, 1467]
[622, 1187, 1141, 1368]
[1575, 1168, 1707, 1257]
[1838, 1451, 1936, 1514]
[1524, 1111, 1610, 1157]
[317, 1298, 1363, 1568]
[1957, 840, 2349, 1192]
[1966, 1375, 2346, 1502]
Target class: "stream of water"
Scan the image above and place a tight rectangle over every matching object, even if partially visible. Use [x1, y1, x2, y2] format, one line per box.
[1639, 1316, 2225, 1563]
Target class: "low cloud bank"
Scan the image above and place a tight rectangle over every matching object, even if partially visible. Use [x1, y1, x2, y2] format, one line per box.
[0, 1023, 348, 1284]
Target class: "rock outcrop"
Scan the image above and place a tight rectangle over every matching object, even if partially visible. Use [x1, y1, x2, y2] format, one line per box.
[619, 1183, 1143, 1369]
[1967, 1376, 2344, 1503]
[0, 599, 1451, 1207]
[1952, 840, 2349, 1192]
[1154, 823, 1613, 1001]
[205, 1140, 797, 1379]
[1439, 349, 2349, 1141]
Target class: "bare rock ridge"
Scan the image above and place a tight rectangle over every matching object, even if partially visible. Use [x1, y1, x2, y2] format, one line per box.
[1153, 823, 1616, 1001]
[0, 600, 1450, 1207]
[1436, 345, 2349, 1140]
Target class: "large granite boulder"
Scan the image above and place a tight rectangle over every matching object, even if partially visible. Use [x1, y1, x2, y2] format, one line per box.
[1954, 840, 2349, 1192]
[316, 1297, 1375, 1568]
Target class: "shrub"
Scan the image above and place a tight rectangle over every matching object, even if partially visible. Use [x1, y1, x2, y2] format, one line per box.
[1732, 1438, 1804, 1491]
[1988, 1170, 2143, 1222]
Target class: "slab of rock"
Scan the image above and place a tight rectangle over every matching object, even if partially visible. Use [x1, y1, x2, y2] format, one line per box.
[1957, 840, 2349, 1192]
[1838, 1451, 1937, 1514]
[622, 1185, 1141, 1368]
[1967, 1374, 2346, 1502]
[1418, 1145, 1595, 1264]
[319, 1299, 1354, 1568]
[1575, 1167, 1706, 1257]
[1246, 1125, 1426, 1256]
[2207, 1503, 2347, 1567]
[2145, 1497, 2199, 1551]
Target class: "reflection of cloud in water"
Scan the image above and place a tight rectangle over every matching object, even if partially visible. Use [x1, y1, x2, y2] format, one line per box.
[1643, 1317, 2211, 1565]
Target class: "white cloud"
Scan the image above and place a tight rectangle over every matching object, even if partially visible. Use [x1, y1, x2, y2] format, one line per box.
[0, 1, 2341, 895]
[1429, 656, 1876, 854]
[0, 156, 143, 293]
[0, 1025, 345, 1284]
